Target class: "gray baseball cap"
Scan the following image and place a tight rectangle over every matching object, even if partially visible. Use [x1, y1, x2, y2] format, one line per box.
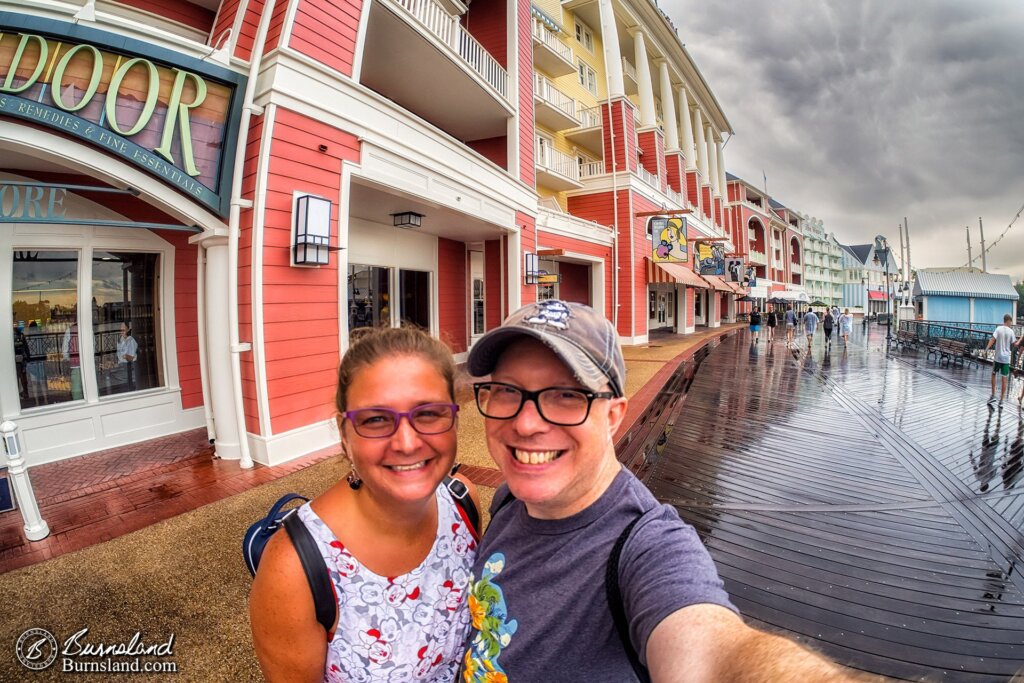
[467, 300, 626, 397]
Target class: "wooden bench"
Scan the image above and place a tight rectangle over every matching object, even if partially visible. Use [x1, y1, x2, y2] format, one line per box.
[927, 339, 974, 367]
[894, 330, 919, 350]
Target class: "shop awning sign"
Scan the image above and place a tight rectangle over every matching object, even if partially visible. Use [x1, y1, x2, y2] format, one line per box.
[0, 17, 246, 217]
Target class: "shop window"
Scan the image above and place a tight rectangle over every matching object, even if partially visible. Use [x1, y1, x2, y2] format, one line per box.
[348, 265, 391, 332]
[472, 278, 485, 336]
[400, 269, 430, 330]
[12, 250, 80, 409]
[92, 252, 162, 397]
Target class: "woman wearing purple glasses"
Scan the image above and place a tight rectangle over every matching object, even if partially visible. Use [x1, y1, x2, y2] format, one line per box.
[250, 326, 479, 682]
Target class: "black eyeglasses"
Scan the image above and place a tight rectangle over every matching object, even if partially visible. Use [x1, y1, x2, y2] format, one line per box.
[473, 382, 613, 427]
[342, 403, 459, 438]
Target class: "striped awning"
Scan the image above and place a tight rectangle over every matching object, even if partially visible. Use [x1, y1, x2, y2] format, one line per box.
[701, 275, 735, 293]
[650, 260, 710, 289]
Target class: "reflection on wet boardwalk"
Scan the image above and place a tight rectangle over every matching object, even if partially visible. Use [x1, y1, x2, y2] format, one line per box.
[646, 327, 1024, 681]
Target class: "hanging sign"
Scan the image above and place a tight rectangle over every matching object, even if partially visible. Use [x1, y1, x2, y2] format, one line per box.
[697, 242, 725, 275]
[0, 17, 246, 217]
[648, 216, 687, 263]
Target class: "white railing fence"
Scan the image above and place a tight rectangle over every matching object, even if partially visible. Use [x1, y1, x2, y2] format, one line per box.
[538, 147, 580, 181]
[534, 74, 577, 121]
[579, 160, 605, 178]
[531, 18, 573, 63]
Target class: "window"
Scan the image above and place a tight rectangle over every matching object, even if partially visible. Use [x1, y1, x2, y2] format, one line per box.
[92, 252, 161, 396]
[574, 20, 594, 53]
[472, 278, 485, 336]
[12, 250, 80, 408]
[400, 269, 431, 330]
[348, 265, 390, 332]
[577, 59, 597, 95]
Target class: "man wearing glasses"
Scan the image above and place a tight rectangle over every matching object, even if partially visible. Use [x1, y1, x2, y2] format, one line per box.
[460, 300, 873, 681]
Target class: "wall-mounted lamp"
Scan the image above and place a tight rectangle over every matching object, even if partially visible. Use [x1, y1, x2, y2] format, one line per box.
[392, 211, 424, 229]
[294, 194, 332, 266]
[524, 252, 538, 285]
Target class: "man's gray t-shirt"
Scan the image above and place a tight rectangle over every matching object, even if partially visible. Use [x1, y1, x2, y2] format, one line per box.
[461, 468, 736, 681]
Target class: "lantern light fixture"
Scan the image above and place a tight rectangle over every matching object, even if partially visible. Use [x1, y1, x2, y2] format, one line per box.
[391, 211, 424, 229]
[293, 194, 333, 266]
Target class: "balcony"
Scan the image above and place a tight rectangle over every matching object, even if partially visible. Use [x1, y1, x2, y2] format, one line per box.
[791, 262, 802, 274]
[748, 249, 767, 265]
[361, 0, 512, 142]
[666, 187, 685, 208]
[579, 160, 605, 179]
[534, 74, 580, 131]
[564, 105, 603, 155]
[636, 164, 660, 191]
[536, 146, 583, 191]
[622, 56, 638, 95]
[532, 18, 576, 77]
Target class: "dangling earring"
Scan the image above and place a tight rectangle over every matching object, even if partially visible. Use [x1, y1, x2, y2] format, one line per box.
[346, 464, 363, 490]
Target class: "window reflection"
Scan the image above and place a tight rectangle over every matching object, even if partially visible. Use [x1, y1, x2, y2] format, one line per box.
[92, 252, 161, 396]
[11, 251, 80, 408]
[348, 265, 390, 333]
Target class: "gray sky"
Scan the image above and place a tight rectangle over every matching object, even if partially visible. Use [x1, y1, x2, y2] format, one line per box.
[663, 0, 1024, 283]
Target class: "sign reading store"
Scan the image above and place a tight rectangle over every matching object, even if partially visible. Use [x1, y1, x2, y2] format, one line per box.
[0, 16, 245, 217]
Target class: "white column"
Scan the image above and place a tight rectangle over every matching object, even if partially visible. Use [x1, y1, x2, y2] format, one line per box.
[693, 107, 708, 178]
[705, 125, 719, 195]
[203, 237, 242, 460]
[1, 421, 49, 541]
[678, 86, 696, 170]
[598, 0, 625, 99]
[658, 61, 678, 150]
[633, 31, 656, 128]
[716, 138, 727, 196]
[508, 229, 522, 311]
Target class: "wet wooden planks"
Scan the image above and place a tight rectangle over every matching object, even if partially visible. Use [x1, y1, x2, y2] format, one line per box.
[646, 331, 1024, 682]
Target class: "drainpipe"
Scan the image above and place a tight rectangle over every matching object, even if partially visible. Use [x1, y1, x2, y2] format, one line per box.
[226, 0, 277, 469]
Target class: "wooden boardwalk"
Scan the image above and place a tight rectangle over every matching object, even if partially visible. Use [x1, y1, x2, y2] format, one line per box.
[642, 327, 1024, 681]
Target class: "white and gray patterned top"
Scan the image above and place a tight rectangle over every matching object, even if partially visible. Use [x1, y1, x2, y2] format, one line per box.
[297, 485, 476, 682]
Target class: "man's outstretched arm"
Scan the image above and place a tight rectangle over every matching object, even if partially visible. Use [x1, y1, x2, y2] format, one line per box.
[646, 604, 887, 683]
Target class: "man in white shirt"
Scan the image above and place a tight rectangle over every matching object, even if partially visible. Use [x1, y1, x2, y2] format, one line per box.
[986, 314, 1017, 404]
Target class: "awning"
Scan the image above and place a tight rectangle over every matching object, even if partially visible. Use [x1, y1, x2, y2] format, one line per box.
[867, 290, 887, 301]
[701, 275, 734, 293]
[768, 290, 810, 303]
[654, 261, 710, 289]
[723, 279, 746, 295]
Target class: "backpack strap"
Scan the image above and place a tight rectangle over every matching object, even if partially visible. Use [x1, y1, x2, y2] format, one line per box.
[606, 516, 651, 683]
[443, 474, 481, 541]
[283, 513, 337, 635]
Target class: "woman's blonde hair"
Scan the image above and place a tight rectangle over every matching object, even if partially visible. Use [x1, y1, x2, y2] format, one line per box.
[335, 326, 455, 414]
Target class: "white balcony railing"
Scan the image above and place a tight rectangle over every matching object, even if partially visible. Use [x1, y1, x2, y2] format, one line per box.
[393, 0, 508, 99]
[579, 160, 604, 178]
[534, 74, 577, 121]
[791, 262, 802, 274]
[666, 187, 685, 207]
[748, 249, 766, 263]
[531, 18, 573, 63]
[576, 105, 602, 129]
[537, 147, 580, 181]
[622, 56, 637, 82]
[636, 165, 659, 189]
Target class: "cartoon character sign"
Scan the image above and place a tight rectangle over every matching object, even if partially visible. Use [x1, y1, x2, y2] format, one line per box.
[648, 217, 687, 263]
[697, 243, 726, 275]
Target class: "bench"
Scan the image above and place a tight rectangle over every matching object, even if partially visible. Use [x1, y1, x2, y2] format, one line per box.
[894, 330, 919, 350]
[927, 339, 975, 367]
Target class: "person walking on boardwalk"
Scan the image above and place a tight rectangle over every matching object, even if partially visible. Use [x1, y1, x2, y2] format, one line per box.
[821, 308, 835, 351]
[839, 308, 853, 347]
[803, 308, 819, 352]
[986, 314, 1017, 404]
[749, 306, 762, 343]
[784, 305, 796, 345]
[461, 299, 887, 682]
[765, 304, 778, 342]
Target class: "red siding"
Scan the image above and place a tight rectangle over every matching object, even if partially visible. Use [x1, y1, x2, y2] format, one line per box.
[259, 108, 360, 435]
[630, 192, 658, 336]
[518, 211, 536, 305]
[467, 137, 508, 169]
[155, 232, 203, 409]
[212, 0, 241, 50]
[288, 0, 362, 75]
[686, 170, 700, 213]
[484, 239, 502, 329]
[602, 99, 637, 174]
[516, 0, 533, 185]
[665, 152, 684, 195]
[558, 262, 589, 305]
[437, 238, 468, 353]
[113, 0, 215, 32]
[536, 230, 612, 319]
[701, 185, 711, 220]
[636, 130, 659, 180]
[462, 0, 507, 69]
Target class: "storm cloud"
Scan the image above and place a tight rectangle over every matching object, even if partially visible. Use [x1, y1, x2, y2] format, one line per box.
[662, 0, 1024, 281]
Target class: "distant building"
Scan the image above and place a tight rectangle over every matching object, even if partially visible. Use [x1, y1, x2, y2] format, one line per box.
[912, 269, 1019, 324]
[838, 237, 897, 316]
[800, 215, 842, 308]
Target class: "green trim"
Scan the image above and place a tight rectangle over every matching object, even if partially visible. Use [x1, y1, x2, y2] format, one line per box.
[0, 217, 201, 232]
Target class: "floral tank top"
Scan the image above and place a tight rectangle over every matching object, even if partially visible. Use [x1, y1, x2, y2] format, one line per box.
[297, 486, 477, 682]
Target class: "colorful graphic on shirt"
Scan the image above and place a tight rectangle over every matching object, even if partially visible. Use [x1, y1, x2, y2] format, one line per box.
[462, 553, 517, 682]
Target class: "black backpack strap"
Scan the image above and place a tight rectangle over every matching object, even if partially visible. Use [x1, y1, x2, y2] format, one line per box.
[606, 516, 651, 683]
[444, 474, 480, 540]
[283, 512, 337, 635]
